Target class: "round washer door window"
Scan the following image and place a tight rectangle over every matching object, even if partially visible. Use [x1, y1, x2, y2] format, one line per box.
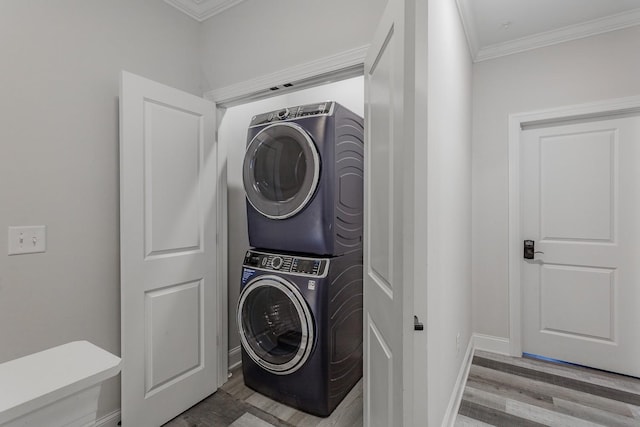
[243, 123, 320, 219]
[237, 276, 315, 375]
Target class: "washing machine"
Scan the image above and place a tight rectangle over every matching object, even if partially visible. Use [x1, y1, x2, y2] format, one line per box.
[242, 101, 364, 256]
[237, 249, 363, 417]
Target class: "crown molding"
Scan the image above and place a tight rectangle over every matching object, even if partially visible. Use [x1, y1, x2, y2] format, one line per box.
[456, 0, 479, 60]
[204, 45, 369, 106]
[164, 0, 245, 22]
[475, 7, 640, 62]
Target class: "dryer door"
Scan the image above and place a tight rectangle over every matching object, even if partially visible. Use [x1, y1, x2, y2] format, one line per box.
[237, 275, 315, 375]
[243, 122, 320, 219]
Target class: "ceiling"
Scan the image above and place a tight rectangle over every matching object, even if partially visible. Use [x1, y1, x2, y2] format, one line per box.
[163, 0, 245, 21]
[164, 0, 640, 61]
[457, 0, 640, 61]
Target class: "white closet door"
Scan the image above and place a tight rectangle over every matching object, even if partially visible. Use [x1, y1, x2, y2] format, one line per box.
[120, 71, 218, 426]
[363, 0, 419, 425]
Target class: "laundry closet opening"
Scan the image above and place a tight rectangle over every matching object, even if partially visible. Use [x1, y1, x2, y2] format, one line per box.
[217, 75, 365, 370]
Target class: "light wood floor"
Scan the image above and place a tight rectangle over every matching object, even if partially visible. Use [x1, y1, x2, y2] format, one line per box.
[164, 365, 362, 427]
[456, 350, 640, 426]
[166, 351, 640, 426]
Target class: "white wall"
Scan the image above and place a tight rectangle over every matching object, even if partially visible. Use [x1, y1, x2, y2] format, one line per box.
[199, 0, 386, 91]
[425, 0, 473, 425]
[472, 26, 640, 339]
[0, 0, 202, 419]
[219, 77, 364, 357]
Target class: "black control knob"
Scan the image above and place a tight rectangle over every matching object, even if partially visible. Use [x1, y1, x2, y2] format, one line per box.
[271, 256, 284, 270]
[276, 108, 289, 120]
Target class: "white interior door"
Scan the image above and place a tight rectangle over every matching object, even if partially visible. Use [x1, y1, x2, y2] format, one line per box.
[364, 0, 416, 425]
[120, 71, 218, 426]
[521, 114, 640, 377]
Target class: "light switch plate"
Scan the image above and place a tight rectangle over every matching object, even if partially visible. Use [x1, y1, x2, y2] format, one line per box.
[8, 225, 46, 255]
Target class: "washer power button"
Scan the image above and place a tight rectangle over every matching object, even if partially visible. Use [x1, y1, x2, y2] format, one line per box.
[271, 256, 284, 270]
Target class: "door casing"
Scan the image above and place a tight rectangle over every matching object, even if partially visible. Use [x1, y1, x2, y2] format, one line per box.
[206, 9, 429, 421]
[205, 48, 369, 379]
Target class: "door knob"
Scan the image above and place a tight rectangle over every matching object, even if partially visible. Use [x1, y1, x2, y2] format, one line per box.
[524, 240, 544, 259]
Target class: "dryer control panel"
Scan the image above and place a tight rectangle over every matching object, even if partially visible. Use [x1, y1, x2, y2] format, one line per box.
[243, 250, 328, 277]
[249, 102, 335, 127]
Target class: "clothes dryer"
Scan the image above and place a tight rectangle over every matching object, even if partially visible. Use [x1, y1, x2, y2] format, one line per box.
[243, 102, 364, 256]
[237, 249, 363, 416]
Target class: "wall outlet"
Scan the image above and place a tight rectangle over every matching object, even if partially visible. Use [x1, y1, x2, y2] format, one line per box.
[456, 332, 461, 353]
[8, 226, 46, 255]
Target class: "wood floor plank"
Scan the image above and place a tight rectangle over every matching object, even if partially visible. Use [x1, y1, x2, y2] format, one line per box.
[213, 367, 363, 427]
[286, 411, 324, 427]
[458, 352, 640, 427]
[505, 399, 604, 427]
[245, 392, 300, 422]
[458, 400, 547, 426]
[468, 376, 638, 427]
[552, 397, 640, 427]
[462, 385, 508, 412]
[475, 351, 640, 395]
[628, 404, 640, 420]
[465, 376, 553, 407]
[464, 383, 612, 427]
[473, 356, 640, 406]
[454, 414, 494, 426]
[229, 413, 278, 427]
[163, 389, 293, 427]
[469, 364, 636, 419]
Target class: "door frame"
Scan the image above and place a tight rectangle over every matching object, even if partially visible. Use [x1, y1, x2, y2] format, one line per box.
[204, 21, 428, 424]
[204, 46, 369, 107]
[203, 47, 369, 381]
[507, 94, 640, 357]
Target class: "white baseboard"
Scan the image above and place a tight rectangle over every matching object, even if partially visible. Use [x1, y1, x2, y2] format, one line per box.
[442, 338, 475, 427]
[95, 410, 120, 427]
[472, 333, 511, 355]
[228, 345, 242, 371]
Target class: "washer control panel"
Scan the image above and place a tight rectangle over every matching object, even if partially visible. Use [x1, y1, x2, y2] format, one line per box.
[250, 102, 334, 127]
[243, 250, 328, 277]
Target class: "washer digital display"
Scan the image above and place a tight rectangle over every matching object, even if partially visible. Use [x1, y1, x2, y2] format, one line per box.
[295, 259, 315, 274]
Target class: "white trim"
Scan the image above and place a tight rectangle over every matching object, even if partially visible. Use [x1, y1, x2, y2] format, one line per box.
[228, 346, 242, 371]
[204, 45, 369, 105]
[507, 95, 640, 358]
[475, 8, 640, 62]
[216, 104, 229, 388]
[95, 410, 120, 427]
[472, 333, 511, 356]
[455, 0, 479, 60]
[163, 0, 245, 22]
[443, 338, 475, 427]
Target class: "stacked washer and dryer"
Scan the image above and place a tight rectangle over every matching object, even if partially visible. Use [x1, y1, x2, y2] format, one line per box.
[237, 102, 364, 417]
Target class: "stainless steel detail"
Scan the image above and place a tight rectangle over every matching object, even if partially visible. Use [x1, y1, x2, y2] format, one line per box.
[245, 250, 330, 278]
[272, 256, 283, 269]
[237, 276, 315, 375]
[276, 108, 290, 119]
[243, 122, 321, 220]
[247, 101, 336, 128]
